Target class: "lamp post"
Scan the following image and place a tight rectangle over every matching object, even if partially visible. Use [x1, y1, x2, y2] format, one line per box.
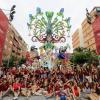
[1, 5, 16, 21]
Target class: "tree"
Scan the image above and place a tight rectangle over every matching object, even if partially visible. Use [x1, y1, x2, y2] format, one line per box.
[3, 55, 17, 67]
[9, 55, 17, 67]
[70, 47, 99, 66]
[18, 57, 26, 65]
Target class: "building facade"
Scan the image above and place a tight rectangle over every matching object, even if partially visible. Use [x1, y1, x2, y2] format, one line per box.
[72, 26, 84, 49]
[92, 7, 100, 55]
[72, 7, 100, 55]
[0, 9, 8, 65]
[81, 18, 96, 50]
[72, 29, 80, 49]
[2, 22, 28, 62]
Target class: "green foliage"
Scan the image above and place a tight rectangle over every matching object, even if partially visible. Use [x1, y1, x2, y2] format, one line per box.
[18, 57, 26, 65]
[2, 55, 17, 67]
[9, 55, 17, 67]
[70, 47, 99, 66]
[2, 60, 8, 67]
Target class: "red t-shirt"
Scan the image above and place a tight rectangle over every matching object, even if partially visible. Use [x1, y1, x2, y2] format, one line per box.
[48, 85, 53, 93]
[73, 86, 79, 97]
[0, 82, 9, 91]
[11, 69, 17, 75]
[21, 83, 26, 88]
[55, 83, 60, 91]
[13, 83, 21, 91]
[64, 83, 70, 90]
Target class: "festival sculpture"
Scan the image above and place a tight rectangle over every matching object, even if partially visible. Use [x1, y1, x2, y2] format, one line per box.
[27, 7, 71, 67]
[27, 7, 71, 50]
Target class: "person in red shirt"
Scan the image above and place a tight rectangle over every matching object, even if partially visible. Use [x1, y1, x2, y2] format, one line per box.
[26, 82, 32, 98]
[0, 79, 13, 99]
[55, 80, 61, 96]
[20, 79, 27, 96]
[31, 81, 42, 96]
[43, 83, 54, 98]
[63, 80, 72, 100]
[12, 79, 21, 100]
[71, 81, 80, 100]
[42, 79, 54, 96]
[11, 67, 17, 75]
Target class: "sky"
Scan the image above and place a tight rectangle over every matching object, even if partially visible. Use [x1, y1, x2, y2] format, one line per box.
[0, 0, 100, 52]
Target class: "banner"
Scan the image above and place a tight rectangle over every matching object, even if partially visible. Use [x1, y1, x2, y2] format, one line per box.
[0, 9, 8, 65]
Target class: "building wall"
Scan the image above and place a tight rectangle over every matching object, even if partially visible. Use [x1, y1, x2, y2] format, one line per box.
[2, 22, 28, 62]
[92, 16, 100, 55]
[0, 9, 8, 65]
[72, 27, 84, 50]
[81, 19, 96, 50]
[81, 7, 100, 53]
[2, 25, 14, 60]
[72, 7, 100, 53]
[72, 29, 80, 49]
[79, 26, 84, 47]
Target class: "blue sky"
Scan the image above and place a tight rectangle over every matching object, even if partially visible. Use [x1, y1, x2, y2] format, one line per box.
[0, 0, 100, 51]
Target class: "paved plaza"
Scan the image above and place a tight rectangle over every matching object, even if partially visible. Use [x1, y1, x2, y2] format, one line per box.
[2, 93, 89, 100]
[2, 96, 56, 100]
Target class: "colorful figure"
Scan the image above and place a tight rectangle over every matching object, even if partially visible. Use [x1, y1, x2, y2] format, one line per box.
[27, 8, 71, 68]
[58, 46, 68, 65]
[26, 46, 39, 66]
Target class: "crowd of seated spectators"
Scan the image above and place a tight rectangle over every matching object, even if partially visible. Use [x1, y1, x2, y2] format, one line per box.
[0, 64, 100, 100]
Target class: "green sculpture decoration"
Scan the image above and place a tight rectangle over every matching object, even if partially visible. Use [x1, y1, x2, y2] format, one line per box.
[27, 7, 71, 50]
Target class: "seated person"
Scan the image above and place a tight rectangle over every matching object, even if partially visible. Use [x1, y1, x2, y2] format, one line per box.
[89, 82, 100, 100]
[31, 81, 42, 96]
[63, 80, 72, 99]
[83, 82, 91, 94]
[0, 79, 12, 99]
[43, 82, 54, 98]
[12, 79, 21, 100]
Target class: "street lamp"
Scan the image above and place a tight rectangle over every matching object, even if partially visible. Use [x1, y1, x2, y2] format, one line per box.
[86, 8, 92, 24]
[1, 5, 16, 22]
[9, 5, 16, 21]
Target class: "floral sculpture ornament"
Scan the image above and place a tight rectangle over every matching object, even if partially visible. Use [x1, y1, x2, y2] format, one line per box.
[27, 7, 71, 50]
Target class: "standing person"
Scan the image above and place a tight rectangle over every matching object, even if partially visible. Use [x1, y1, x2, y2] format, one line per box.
[71, 81, 80, 100]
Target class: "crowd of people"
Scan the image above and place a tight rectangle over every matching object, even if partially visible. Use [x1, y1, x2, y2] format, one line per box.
[0, 64, 100, 100]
